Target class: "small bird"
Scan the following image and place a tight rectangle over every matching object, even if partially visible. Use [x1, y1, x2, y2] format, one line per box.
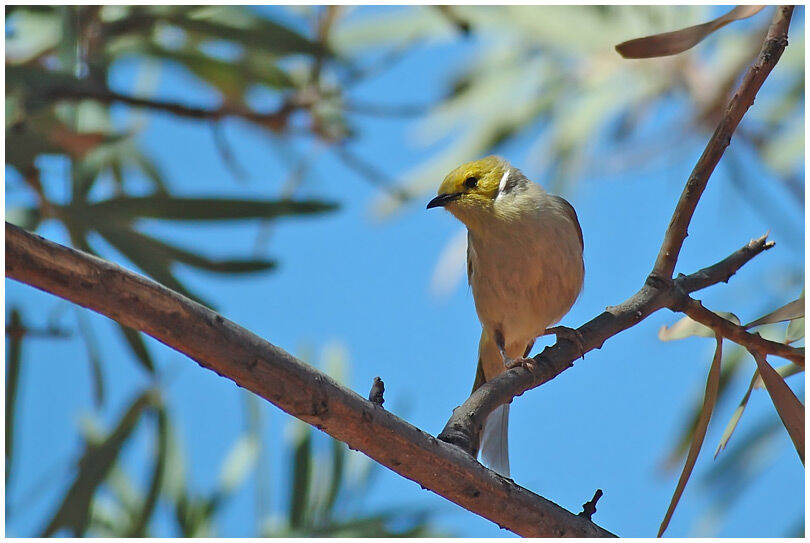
[427, 156, 584, 477]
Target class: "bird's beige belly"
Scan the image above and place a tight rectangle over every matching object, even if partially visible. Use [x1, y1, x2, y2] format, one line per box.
[469, 230, 582, 359]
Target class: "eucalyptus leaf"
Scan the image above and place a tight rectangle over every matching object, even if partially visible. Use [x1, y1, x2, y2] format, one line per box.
[6, 307, 24, 485]
[714, 370, 759, 459]
[785, 317, 804, 344]
[74, 309, 106, 408]
[659, 313, 741, 341]
[324, 439, 346, 521]
[41, 389, 160, 537]
[662, 346, 745, 470]
[164, 11, 327, 57]
[658, 337, 722, 536]
[751, 351, 805, 464]
[218, 435, 259, 494]
[128, 406, 168, 536]
[117, 324, 155, 373]
[615, 5, 765, 59]
[744, 295, 805, 329]
[289, 426, 312, 529]
[85, 196, 338, 222]
[94, 224, 210, 307]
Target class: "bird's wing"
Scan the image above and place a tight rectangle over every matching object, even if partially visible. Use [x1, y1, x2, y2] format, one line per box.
[551, 195, 584, 250]
[471, 355, 486, 393]
[469, 235, 486, 393]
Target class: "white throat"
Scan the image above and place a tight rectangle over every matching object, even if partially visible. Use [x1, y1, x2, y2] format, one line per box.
[497, 169, 511, 197]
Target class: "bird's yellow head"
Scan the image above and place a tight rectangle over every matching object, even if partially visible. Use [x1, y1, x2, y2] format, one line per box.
[426, 156, 513, 226]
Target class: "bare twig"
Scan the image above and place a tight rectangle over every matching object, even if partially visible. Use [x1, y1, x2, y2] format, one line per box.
[673, 233, 774, 293]
[368, 376, 385, 406]
[652, 6, 794, 280]
[5, 222, 614, 538]
[578, 489, 603, 521]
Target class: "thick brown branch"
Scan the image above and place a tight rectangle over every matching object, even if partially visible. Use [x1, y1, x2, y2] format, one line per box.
[4, 222, 613, 538]
[672, 294, 805, 366]
[652, 6, 794, 279]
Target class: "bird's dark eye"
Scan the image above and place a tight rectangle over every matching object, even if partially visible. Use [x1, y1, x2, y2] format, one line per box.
[464, 176, 478, 189]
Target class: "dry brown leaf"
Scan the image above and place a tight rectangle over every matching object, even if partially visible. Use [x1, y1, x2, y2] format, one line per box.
[658, 336, 723, 537]
[751, 350, 805, 464]
[616, 5, 766, 59]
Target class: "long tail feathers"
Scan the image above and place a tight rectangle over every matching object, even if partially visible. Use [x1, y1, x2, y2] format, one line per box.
[480, 403, 510, 477]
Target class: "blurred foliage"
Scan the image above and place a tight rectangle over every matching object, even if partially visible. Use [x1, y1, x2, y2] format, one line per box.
[5, 5, 444, 538]
[5, 5, 804, 538]
[335, 5, 803, 216]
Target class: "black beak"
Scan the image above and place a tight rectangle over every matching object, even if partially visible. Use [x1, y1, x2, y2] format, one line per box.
[426, 192, 462, 209]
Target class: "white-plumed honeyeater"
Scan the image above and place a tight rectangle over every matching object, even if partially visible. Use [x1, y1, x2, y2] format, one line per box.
[427, 156, 584, 477]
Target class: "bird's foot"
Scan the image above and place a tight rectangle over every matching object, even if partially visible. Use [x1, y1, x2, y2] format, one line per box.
[544, 326, 586, 359]
[504, 356, 538, 373]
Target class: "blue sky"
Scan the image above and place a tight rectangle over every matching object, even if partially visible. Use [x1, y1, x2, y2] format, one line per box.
[5, 5, 804, 537]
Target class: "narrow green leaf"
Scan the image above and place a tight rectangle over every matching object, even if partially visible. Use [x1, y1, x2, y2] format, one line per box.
[289, 425, 312, 529]
[102, 465, 140, 527]
[103, 224, 276, 276]
[242, 391, 272, 524]
[5, 65, 98, 112]
[165, 11, 327, 57]
[95, 224, 211, 307]
[218, 435, 259, 494]
[745, 295, 805, 329]
[117, 324, 155, 373]
[70, 134, 137, 201]
[751, 351, 805, 464]
[127, 406, 168, 537]
[714, 370, 759, 458]
[74, 309, 106, 408]
[6, 207, 42, 230]
[141, 43, 294, 98]
[128, 147, 170, 195]
[662, 346, 745, 469]
[324, 439, 346, 519]
[6, 307, 24, 485]
[121, 229, 277, 274]
[714, 361, 803, 459]
[41, 389, 159, 536]
[658, 336, 723, 537]
[86, 196, 338, 222]
[163, 422, 187, 501]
